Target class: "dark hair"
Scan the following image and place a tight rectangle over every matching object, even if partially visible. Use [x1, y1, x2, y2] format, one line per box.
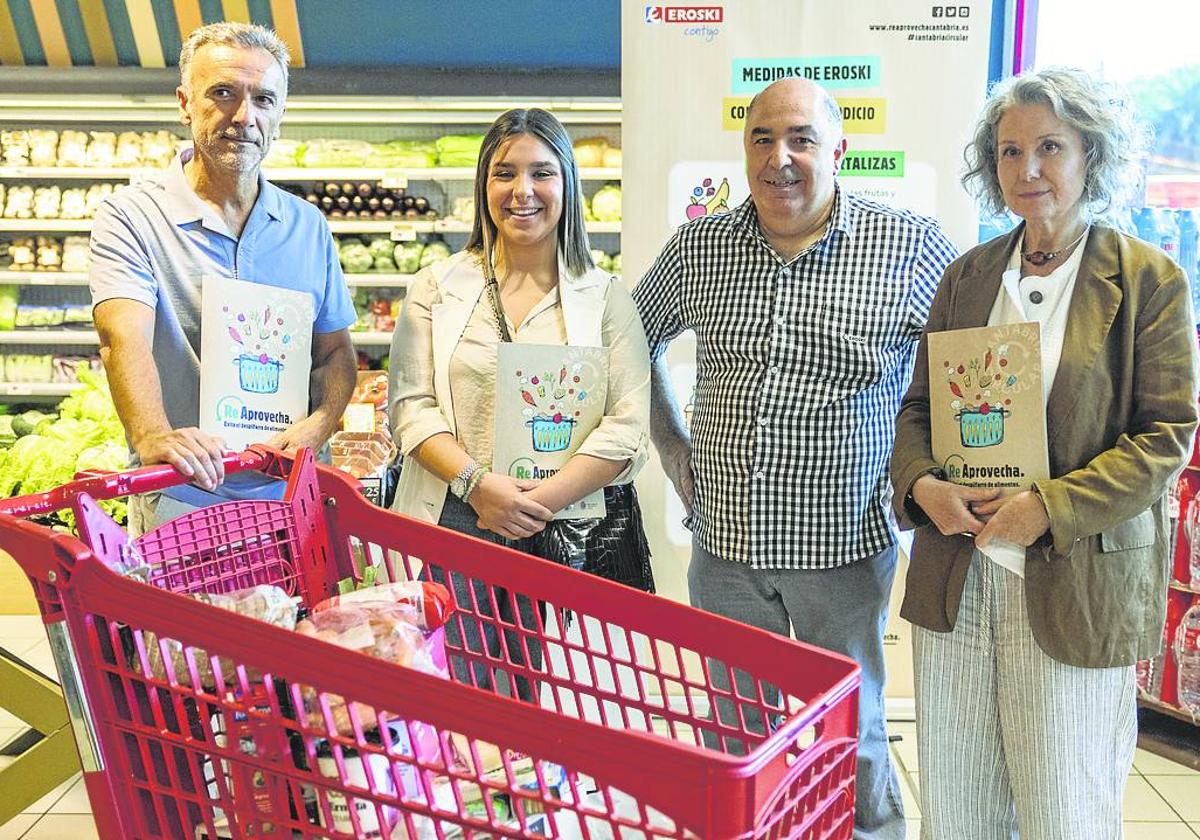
[467, 108, 594, 276]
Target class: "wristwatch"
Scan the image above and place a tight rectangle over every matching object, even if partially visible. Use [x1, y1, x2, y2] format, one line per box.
[449, 460, 482, 500]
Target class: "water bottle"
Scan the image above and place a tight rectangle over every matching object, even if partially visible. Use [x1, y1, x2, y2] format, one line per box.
[1177, 603, 1200, 713]
[1177, 210, 1200, 321]
[1158, 208, 1181, 263]
[1133, 207, 1160, 244]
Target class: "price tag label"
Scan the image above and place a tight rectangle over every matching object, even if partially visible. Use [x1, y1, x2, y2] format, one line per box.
[380, 171, 408, 190]
[389, 223, 417, 242]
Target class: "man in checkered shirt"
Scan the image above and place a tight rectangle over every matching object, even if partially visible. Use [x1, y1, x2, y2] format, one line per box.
[633, 78, 958, 840]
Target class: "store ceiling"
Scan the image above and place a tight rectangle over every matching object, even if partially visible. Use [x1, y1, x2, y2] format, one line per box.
[0, 0, 618, 71]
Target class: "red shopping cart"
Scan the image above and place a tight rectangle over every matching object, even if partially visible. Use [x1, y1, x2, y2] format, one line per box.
[0, 446, 860, 839]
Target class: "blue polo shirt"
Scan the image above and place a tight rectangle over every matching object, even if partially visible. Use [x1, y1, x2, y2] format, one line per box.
[89, 148, 355, 498]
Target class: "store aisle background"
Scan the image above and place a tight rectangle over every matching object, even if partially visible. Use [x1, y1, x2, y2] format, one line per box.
[3, 611, 1200, 838]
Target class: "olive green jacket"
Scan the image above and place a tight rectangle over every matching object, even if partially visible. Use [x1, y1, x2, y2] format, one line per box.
[891, 224, 1199, 668]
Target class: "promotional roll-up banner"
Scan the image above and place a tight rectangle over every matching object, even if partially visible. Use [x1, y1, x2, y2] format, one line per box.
[622, 0, 994, 705]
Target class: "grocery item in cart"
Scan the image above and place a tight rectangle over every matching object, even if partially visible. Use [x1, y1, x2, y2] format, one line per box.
[138, 584, 299, 687]
[330, 430, 396, 505]
[315, 580, 452, 631]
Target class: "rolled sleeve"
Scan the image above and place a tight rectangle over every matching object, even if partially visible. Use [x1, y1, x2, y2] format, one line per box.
[89, 200, 157, 310]
[388, 267, 453, 455]
[576, 279, 651, 484]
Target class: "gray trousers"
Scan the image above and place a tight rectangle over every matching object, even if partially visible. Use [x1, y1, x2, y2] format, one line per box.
[688, 542, 905, 840]
[913, 554, 1135, 840]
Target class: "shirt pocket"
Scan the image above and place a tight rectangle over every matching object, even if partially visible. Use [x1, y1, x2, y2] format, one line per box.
[818, 293, 905, 388]
[1098, 508, 1156, 552]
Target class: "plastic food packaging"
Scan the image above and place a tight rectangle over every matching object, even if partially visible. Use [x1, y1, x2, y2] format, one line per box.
[314, 580, 453, 632]
[61, 236, 89, 273]
[56, 131, 89, 167]
[138, 585, 299, 688]
[295, 595, 449, 736]
[4, 185, 34, 219]
[28, 130, 59, 168]
[114, 132, 143, 168]
[85, 132, 117, 168]
[1, 131, 31, 166]
[32, 186, 61, 219]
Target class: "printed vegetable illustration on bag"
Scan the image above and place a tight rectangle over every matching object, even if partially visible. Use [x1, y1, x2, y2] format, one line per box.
[511, 360, 602, 453]
[941, 342, 1031, 448]
[221, 303, 297, 394]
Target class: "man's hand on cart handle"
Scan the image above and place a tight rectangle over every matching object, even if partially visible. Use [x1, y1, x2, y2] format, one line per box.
[134, 427, 228, 490]
[470, 473, 553, 540]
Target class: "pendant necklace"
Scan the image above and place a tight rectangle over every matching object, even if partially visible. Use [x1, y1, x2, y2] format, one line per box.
[1021, 227, 1089, 267]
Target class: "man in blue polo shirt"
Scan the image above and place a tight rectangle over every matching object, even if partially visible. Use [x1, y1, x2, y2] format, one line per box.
[89, 22, 356, 531]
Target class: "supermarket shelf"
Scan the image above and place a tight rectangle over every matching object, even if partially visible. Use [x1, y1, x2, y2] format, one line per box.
[0, 382, 75, 397]
[0, 219, 93, 232]
[0, 166, 133, 179]
[349, 332, 394, 345]
[1138, 693, 1200, 727]
[0, 330, 97, 345]
[344, 274, 413, 287]
[0, 271, 89, 285]
[1169, 580, 1200, 595]
[265, 166, 621, 182]
[0, 166, 622, 182]
[328, 219, 621, 235]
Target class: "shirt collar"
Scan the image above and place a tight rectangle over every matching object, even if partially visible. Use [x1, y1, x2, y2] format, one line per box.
[159, 146, 285, 230]
[736, 182, 852, 257]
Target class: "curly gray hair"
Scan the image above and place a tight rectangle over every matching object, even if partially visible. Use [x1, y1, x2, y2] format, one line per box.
[178, 22, 290, 96]
[962, 66, 1149, 218]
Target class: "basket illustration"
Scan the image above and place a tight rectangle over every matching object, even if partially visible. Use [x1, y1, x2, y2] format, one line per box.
[236, 353, 283, 394]
[958, 407, 1009, 447]
[528, 415, 577, 452]
[0, 446, 861, 839]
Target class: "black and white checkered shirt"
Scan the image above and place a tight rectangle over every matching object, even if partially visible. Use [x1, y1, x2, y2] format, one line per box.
[634, 187, 958, 570]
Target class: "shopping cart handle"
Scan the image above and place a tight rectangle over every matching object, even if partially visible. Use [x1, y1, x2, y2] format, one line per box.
[0, 446, 290, 519]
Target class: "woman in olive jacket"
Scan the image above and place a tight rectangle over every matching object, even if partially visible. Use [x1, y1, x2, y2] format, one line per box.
[891, 67, 1199, 840]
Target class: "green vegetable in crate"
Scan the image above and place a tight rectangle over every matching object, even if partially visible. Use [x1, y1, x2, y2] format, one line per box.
[611, 252, 622, 275]
[419, 241, 451, 269]
[392, 241, 424, 274]
[0, 285, 17, 331]
[435, 134, 485, 167]
[12, 410, 55, 438]
[590, 185, 622, 222]
[367, 238, 394, 262]
[373, 254, 398, 272]
[338, 242, 373, 274]
[0, 415, 15, 447]
[589, 250, 612, 272]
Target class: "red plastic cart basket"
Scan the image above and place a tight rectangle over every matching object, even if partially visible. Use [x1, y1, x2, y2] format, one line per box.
[0, 446, 860, 839]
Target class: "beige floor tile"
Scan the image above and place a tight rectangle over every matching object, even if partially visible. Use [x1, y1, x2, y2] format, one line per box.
[1190, 824, 1200, 837]
[19, 813, 99, 840]
[1123, 775, 1180, 822]
[0, 814, 40, 840]
[0, 710, 20, 732]
[21, 772, 79, 815]
[1122, 822, 1200, 840]
[0, 615, 46, 644]
[14, 645, 58, 682]
[1136, 748, 1200, 775]
[1145, 776, 1200, 822]
[48, 778, 92, 815]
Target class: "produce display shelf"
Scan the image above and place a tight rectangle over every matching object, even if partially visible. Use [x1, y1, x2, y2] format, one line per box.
[348, 331, 394, 345]
[0, 219, 93, 232]
[344, 273, 413, 287]
[0, 166, 134, 180]
[0, 272, 90, 286]
[0, 330, 98, 345]
[327, 219, 621, 235]
[1169, 580, 1200, 596]
[0, 166, 623, 183]
[0, 382, 76, 397]
[1138, 693, 1200, 726]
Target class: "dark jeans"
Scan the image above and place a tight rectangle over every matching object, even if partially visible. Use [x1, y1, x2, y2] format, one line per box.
[432, 494, 543, 702]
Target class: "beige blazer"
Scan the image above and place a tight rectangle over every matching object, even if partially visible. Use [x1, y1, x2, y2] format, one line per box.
[892, 224, 1199, 668]
[389, 251, 633, 525]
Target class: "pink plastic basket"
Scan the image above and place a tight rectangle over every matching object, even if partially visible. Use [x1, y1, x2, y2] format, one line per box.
[0, 446, 860, 839]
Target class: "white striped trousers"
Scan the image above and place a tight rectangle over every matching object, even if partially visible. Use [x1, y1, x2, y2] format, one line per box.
[913, 553, 1136, 840]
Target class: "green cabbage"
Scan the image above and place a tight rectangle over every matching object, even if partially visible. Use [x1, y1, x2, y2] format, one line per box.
[339, 242, 374, 274]
[419, 241, 451, 269]
[392, 241, 424, 274]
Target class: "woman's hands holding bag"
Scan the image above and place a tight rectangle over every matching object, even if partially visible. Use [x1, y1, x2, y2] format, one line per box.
[470, 472, 554, 539]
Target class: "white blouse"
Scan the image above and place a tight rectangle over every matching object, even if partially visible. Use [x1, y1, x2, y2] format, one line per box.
[980, 229, 1090, 577]
[392, 253, 651, 485]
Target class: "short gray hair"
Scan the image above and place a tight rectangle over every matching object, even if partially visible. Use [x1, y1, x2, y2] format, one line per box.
[745, 82, 844, 137]
[963, 66, 1149, 218]
[178, 22, 291, 95]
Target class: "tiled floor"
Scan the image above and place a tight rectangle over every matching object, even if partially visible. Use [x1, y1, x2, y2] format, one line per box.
[3, 615, 1200, 839]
